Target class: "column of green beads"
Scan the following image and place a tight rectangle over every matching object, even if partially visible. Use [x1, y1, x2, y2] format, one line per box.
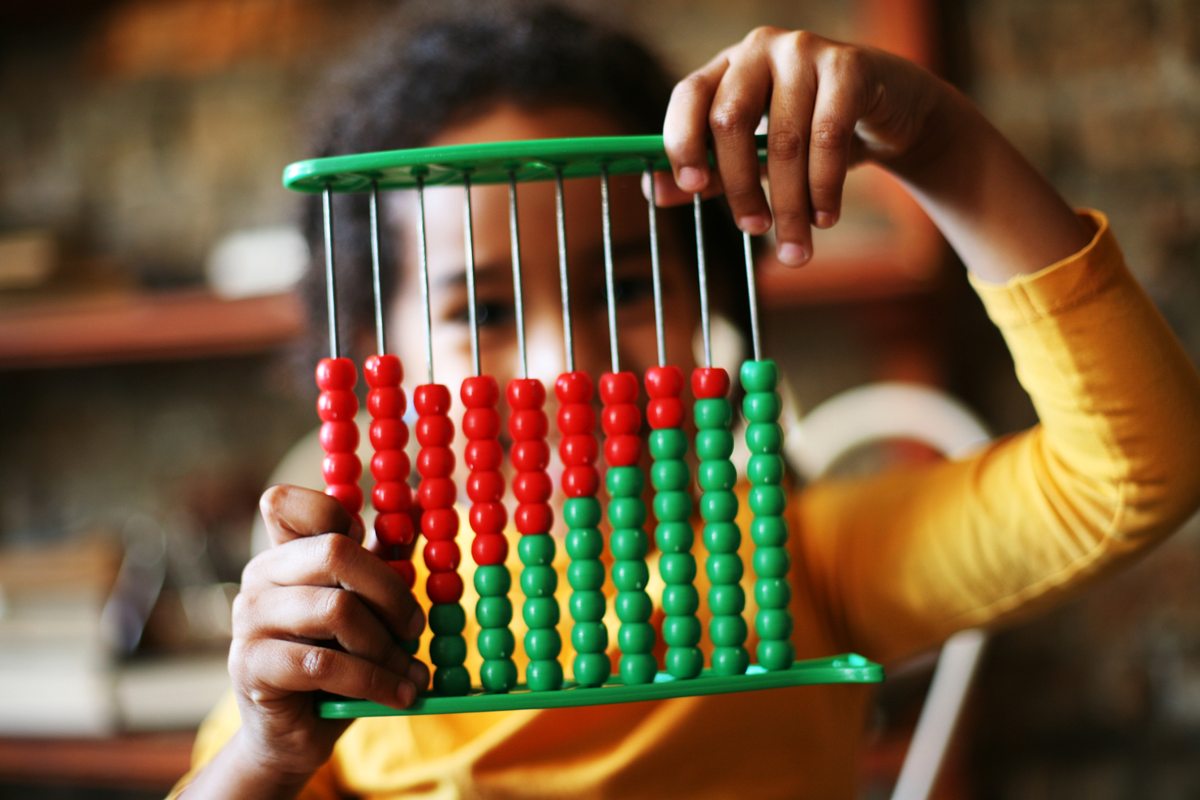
[741, 359, 795, 671]
[694, 366, 749, 676]
[647, 365, 701, 679]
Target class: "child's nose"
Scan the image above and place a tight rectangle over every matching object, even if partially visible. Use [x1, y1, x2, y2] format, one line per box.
[524, 317, 566, 388]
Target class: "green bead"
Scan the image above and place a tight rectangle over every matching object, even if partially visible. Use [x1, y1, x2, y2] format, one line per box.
[612, 560, 649, 591]
[693, 398, 731, 429]
[523, 597, 560, 628]
[520, 564, 558, 597]
[524, 627, 562, 660]
[518, 534, 555, 566]
[711, 646, 749, 676]
[571, 621, 608, 654]
[758, 639, 795, 671]
[573, 653, 611, 687]
[476, 596, 513, 627]
[740, 359, 778, 393]
[609, 499, 647, 530]
[663, 615, 702, 647]
[567, 559, 606, 591]
[746, 422, 783, 454]
[742, 391, 781, 423]
[526, 659, 564, 692]
[479, 659, 517, 692]
[569, 589, 606, 621]
[710, 615, 747, 647]
[565, 526, 604, 559]
[695, 429, 734, 461]
[707, 553, 745, 584]
[755, 577, 792, 609]
[649, 428, 688, 460]
[429, 633, 466, 666]
[610, 527, 648, 560]
[617, 622, 656, 654]
[749, 486, 786, 516]
[433, 664, 471, 696]
[619, 652, 658, 685]
[653, 490, 692, 523]
[563, 497, 602, 528]
[662, 584, 699, 616]
[700, 490, 738, 522]
[751, 516, 789, 547]
[655, 521, 693, 553]
[697, 460, 737, 492]
[429, 603, 466, 635]
[651, 459, 690, 491]
[747, 454, 784, 485]
[474, 564, 512, 596]
[708, 583, 745, 616]
[615, 591, 652, 623]
[666, 647, 703, 679]
[756, 608, 794, 640]
[606, 465, 644, 497]
[659, 552, 696, 585]
[477, 627, 516, 660]
[752, 546, 790, 578]
[703, 521, 741, 553]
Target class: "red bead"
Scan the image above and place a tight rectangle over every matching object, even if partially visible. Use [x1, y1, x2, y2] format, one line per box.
[416, 446, 455, 479]
[423, 540, 461, 572]
[602, 403, 641, 436]
[370, 450, 409, 482]
[427, 571, 464, 604]
[647, 397, 685, 430]
[469, 501, 507, 536]
[506, 378, 546, 410]
[508, 409, 548, 441]
[559, 434, 598, 466]
[326, 483, 364, 514]
[316, 358, 357, 391]
[511, 440, 549, 471]
[472, 534, 508, 566]
[376, 512, 414, 546]
[465, 439, 503, 471]
[515, 503, 553, 535]
[599, 371, 638, 404]
[317, 390, 357, 422]
[369, 418, 408, 451]
[557, 403, 595, 435]
[604, 434, 641, 467]
[461, 375, 499, 408]
[320, 420, 360, 454]
[414, 384, 451, 415]
[562, 465, 599, 497]
[422, 507, 459, 541]
[364, 354, 402, 388]
[555, 371, 593, 404]
[418, 477, 456, 509]
[645, 365, 684, 399]
[372, 481, 411, 513]
[513, 471, 553, 503]
[416, 415, 454, 447]
[322, 452, 362, 485]
[692, 367, 730, 399]
[462, 408, 501, 440]
[387, 559, 416, 588]
[368, 387, 406, 419]
[467, 470, 504, 503]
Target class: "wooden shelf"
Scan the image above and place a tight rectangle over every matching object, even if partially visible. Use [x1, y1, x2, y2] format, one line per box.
[0, 732, 194, 791]
[0, 289, 304, 369]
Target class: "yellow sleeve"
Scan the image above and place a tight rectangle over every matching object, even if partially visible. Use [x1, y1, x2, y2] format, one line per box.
[793, 210, 1200, 666]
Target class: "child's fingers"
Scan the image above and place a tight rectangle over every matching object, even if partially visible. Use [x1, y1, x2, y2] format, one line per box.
[642, 171, 726, 208]
[663, 48, 731, 194]
[764, 33, 819, 266]
[804, 47, 870, 237]
[259, 484, 364, 548]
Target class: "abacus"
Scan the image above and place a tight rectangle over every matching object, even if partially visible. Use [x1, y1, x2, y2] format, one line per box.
[286, 136, 882, 717]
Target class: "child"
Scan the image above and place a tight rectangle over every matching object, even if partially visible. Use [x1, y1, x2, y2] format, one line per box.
[173, 4, 1200, 798]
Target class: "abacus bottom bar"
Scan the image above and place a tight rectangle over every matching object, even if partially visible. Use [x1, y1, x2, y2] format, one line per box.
[316, 653, 882, 718]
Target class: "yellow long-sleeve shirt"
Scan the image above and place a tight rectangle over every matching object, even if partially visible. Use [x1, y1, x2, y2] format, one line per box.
[174, 211, 1200, 798]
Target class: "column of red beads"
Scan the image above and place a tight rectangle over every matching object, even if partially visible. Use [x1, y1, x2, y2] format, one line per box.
[415, 384, 469, 696]
[317, 358, 363, 521]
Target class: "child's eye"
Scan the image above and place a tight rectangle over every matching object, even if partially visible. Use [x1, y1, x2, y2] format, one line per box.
[452, 300, 512, 328]
[613, 276, 655, 306]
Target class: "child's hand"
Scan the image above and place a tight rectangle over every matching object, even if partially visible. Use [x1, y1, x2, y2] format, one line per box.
[227, 485, 428, 779]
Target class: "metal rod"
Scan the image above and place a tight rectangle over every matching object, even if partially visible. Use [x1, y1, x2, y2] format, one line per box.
[646, 166, 666, 368]
[600, 165, 620, 374]
[322, 185, 339, 359]
[416, 175, 434, 384]
[744, 231, 762, 362]
[463, 173, 481, 377]
[555, 169, 574, 374]
[509, 172, 528, 380]
[694, 193, 712, 369]
[369, 180, 386, 356]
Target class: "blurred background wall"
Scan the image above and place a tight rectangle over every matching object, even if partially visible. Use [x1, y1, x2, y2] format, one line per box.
[0, 0, 1197, 798]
